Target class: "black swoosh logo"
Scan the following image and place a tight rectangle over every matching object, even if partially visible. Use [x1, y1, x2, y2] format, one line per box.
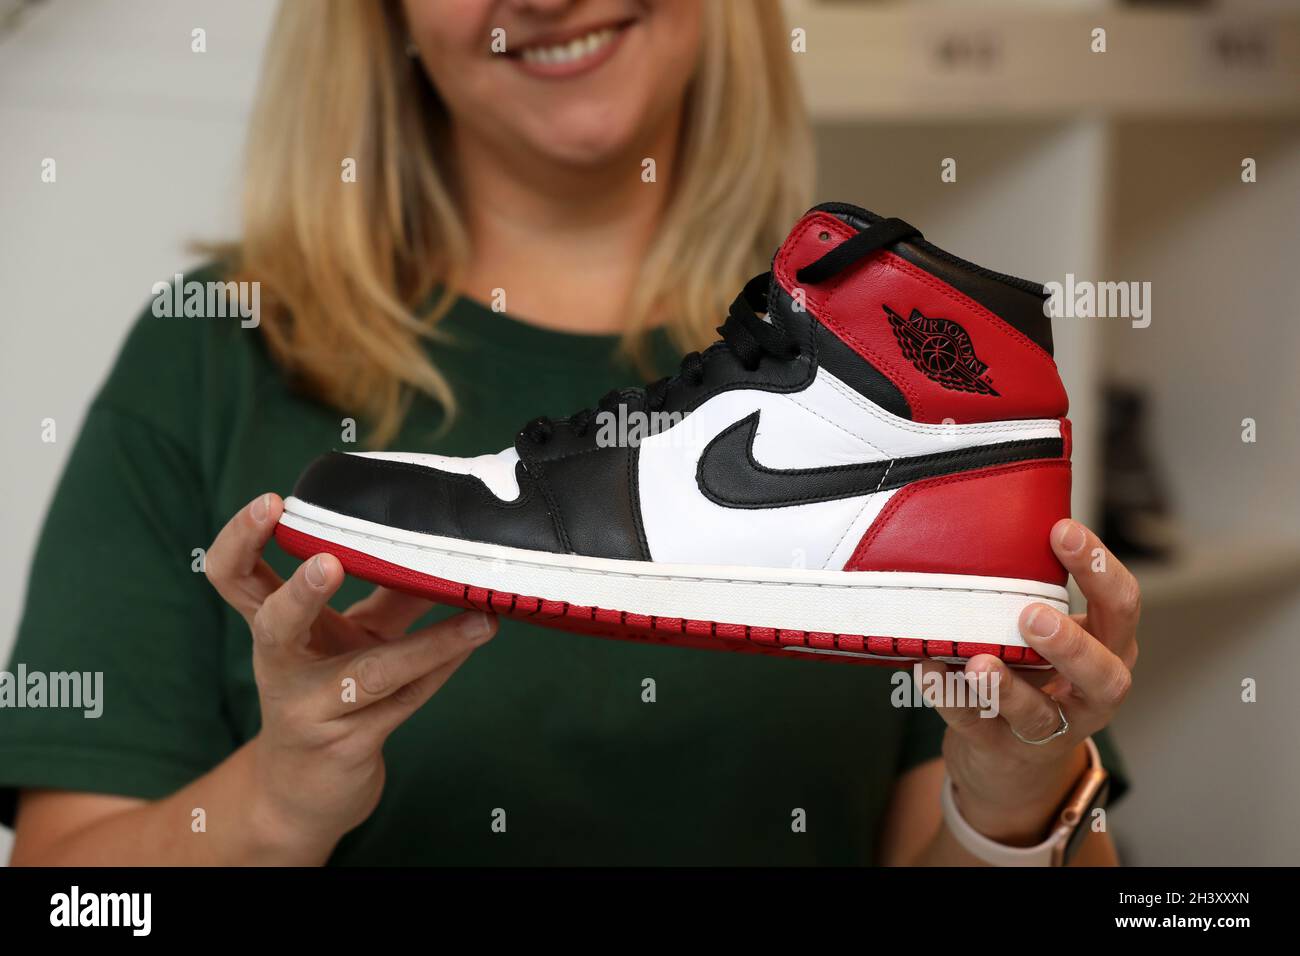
[695, 411, 1062, 509]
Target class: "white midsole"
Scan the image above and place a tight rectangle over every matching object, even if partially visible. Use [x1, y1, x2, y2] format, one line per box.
[281, 497, 1066, 649]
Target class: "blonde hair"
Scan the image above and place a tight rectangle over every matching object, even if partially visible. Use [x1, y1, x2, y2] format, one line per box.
[225, 0, 812, 444]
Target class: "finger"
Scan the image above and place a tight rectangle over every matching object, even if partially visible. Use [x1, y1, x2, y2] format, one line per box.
[913, 660, 996, 736]
[251, 553, 345, 664]
[1032, 615, 1089, 699]
[345, 587, 435, 639]
[1050, 519, 1141, 654]
[966, 656, 1067, 746]
[324, 611, 496, 718]
[205, 493, 286, 625]
[1019, 604, 1133, 713]
[349, 645, 476, 740]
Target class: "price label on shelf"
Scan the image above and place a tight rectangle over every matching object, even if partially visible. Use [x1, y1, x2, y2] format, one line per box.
[929, 31, 1003, 74]
[1203, 22, 1276, 77]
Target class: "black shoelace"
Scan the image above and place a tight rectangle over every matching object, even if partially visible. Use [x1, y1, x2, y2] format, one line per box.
[519, 217, 922, 446]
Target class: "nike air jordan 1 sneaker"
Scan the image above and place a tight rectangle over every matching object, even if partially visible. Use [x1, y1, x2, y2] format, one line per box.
[276, 203, 1072, 666]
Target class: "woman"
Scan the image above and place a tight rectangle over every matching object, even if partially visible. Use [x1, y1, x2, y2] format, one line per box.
[2, 0, 1138, 865]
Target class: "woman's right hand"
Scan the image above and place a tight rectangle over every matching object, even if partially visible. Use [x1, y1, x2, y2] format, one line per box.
[205, 492, 496, 863]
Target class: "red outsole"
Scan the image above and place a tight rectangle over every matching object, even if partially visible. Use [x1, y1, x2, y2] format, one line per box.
[274, 523, 1046, 668]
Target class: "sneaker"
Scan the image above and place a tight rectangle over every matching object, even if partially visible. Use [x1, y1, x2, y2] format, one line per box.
[276, 203, 1071, 666]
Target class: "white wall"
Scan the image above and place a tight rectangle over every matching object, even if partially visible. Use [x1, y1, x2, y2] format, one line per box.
[0, 0, 276, 863]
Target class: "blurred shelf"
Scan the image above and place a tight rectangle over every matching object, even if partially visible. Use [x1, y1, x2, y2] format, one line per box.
[1128, 539, 1300, 609]
[787, 1, 1300, 121]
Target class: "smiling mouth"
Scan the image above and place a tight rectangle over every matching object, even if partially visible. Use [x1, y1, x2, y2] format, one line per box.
[507, 19, 635, 76]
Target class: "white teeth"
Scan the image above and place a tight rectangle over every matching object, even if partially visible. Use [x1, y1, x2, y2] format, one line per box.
[520, 27, 617, 66]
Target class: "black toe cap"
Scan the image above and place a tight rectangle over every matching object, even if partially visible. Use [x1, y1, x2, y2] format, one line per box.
[291, 452, 562, 552]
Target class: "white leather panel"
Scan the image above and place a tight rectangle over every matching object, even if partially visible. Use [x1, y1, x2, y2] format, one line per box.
[637, 367, 1062, 570]
[792, 368, 1063, 458]
[638, 389, 883, 569]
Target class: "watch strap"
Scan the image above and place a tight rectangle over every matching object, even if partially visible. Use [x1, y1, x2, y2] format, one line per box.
[940, 737, 1103, 867]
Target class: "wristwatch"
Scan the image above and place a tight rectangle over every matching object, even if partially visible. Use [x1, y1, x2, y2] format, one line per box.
[941, 737, 1110, 867]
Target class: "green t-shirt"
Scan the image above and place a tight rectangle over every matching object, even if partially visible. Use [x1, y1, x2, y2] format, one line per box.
[0, 270, 1123, 864]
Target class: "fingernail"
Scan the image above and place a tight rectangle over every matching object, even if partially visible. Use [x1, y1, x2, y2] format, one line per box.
[1025, 606, 1060, 639]
[305, 555, 327, 588]
[1058, 521, 1086, 554]
[462, 612, 494, 642]
[251, 493, 271, 524]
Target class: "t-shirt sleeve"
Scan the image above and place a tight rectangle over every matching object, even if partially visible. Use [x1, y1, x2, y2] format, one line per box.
[0, 316, 237, 828]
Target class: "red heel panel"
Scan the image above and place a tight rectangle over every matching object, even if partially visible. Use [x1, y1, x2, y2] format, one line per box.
[844, 459, 1071, 586]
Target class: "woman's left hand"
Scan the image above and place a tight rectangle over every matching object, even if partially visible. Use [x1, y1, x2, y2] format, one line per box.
[919, 518, 1140, 845]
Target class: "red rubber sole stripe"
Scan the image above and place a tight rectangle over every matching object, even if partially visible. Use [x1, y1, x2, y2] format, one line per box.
[273, 522, 1046, 668]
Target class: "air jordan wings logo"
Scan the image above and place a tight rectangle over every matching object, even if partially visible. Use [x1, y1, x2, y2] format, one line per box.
[884, 304, 1000, 396]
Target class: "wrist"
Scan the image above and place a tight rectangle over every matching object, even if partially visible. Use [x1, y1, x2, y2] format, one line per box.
[950, 742, 1089, 846]
[240, 739, 337, 865]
